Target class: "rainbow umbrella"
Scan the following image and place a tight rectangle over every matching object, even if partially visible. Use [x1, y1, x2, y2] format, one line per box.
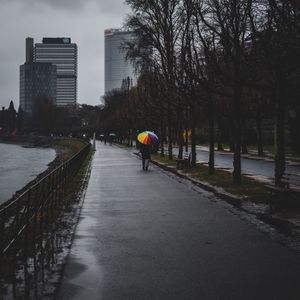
[137, 131, 159, 145]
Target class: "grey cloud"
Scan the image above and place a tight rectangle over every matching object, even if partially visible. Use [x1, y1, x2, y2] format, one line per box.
[0, 0, 128, 14]
[32, 0, 89, 10]
[0, 0, 87, 10]
[0, 0, 130, 108]
[97, 0, 128, 13]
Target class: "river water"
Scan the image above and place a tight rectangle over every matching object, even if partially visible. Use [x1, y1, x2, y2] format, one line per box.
[0, 143, 56, 204]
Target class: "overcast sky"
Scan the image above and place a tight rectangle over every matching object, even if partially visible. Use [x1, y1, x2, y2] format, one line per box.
[0, 0, 130, 109]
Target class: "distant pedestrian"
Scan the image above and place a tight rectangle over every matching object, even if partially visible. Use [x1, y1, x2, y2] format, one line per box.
[140, 144, 151, 171]
[108, 135, 113, 145]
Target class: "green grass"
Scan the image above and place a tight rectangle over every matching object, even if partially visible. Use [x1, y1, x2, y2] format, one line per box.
[152, 155, 269, 203]
[74, 148, 94, 179]
[53, 138, 87, 161]
[152, 153, 178, 167]
[200, 142, 298, 157]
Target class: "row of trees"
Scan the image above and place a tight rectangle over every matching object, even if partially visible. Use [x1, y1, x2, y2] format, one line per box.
[0, 97, 101, 137]
[98, 0, 300, 185]
[30, 96, 101, 135]
[0, 101, 21, 135]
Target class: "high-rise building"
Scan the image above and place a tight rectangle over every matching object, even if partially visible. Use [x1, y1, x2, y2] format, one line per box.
[35, 37, 77, 107]
[20, 62, 56, 114]
[104, 28, 137, 93]
[25, 37, 34, 63]
[20, 37, 56, 115]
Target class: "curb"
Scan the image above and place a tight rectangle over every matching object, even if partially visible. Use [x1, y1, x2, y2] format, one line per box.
[149, 157, 243, 206]
[133, 150, 242, 206]
[196, 146, 300, 167]
[132, 150, 300, 254]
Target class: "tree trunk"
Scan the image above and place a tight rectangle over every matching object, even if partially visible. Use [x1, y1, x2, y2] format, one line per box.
[185, 128, 189, 152]
[190, 104, 197, 167]
[256, 112, 264, 156]
[185, 104, 189, 153]
[160, 120, 165, 157]
[208, 101, 215, 174]
[241, 120, 248, 154]
[233, 87, 242, 184]
[167, 109, 173, 160]
[127, 128, 130, 146]
[178, 110, 184, 159]
[130, 129, 133, 147]
[191, 126, 196, 167]
[134, 127, 138, 149]
[274, 97, 285, 186]
[217, 114, 224, 151]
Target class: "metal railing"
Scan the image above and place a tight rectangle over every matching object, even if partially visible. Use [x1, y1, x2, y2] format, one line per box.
[0, 142, 91, 256]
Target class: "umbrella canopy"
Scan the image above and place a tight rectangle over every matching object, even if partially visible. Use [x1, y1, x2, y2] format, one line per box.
[109, 133, 116, 137]
[137, 131, 159, 145]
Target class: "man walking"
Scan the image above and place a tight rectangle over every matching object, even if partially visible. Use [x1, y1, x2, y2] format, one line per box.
[140, 144, 151, 171]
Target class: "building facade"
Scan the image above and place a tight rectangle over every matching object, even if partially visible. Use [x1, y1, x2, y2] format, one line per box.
[20, 37, 57, 115]
[20, 62, 56, 114]
[104, 28, 136, 93]
[35, 37, 77, 107]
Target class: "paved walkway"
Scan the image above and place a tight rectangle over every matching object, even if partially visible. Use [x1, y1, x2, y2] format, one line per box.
[57, 142, 300, 300]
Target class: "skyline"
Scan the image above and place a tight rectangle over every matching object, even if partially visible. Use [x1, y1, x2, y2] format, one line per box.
[0, 0, 129, 109]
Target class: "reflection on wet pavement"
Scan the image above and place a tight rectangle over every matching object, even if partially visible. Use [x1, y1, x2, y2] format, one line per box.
[0, 158, 90, 300]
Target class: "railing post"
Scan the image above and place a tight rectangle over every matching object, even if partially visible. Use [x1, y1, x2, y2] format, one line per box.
[0, 142, 90, 267]
[93, 132, 96, 151]
[45, 175, 51, 227]
[15, 202, 20, 238]
[50, 172, 55, 218]
[39, 181, 45, 234]
[0, 211, 4, 254]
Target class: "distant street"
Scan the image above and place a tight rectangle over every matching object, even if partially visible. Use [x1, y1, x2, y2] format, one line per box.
[165, 145, 300, 181]
[57, 142, 300, 300]
[194, 146, 300, 180]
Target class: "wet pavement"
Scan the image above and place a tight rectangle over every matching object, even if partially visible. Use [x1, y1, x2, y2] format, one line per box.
[190, 146, 299, 181]
[56, 142, 300, 300]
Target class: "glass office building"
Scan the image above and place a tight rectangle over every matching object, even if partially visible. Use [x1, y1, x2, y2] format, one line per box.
[20, 37, 57, 115]
[20, 62, 56, 114]
[104, 28, 137, 93]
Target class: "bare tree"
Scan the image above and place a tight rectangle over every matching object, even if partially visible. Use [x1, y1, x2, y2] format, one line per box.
[126, 0, 184, 160]
[249, 0, 300, 185]
[190, 0, 255, 183]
